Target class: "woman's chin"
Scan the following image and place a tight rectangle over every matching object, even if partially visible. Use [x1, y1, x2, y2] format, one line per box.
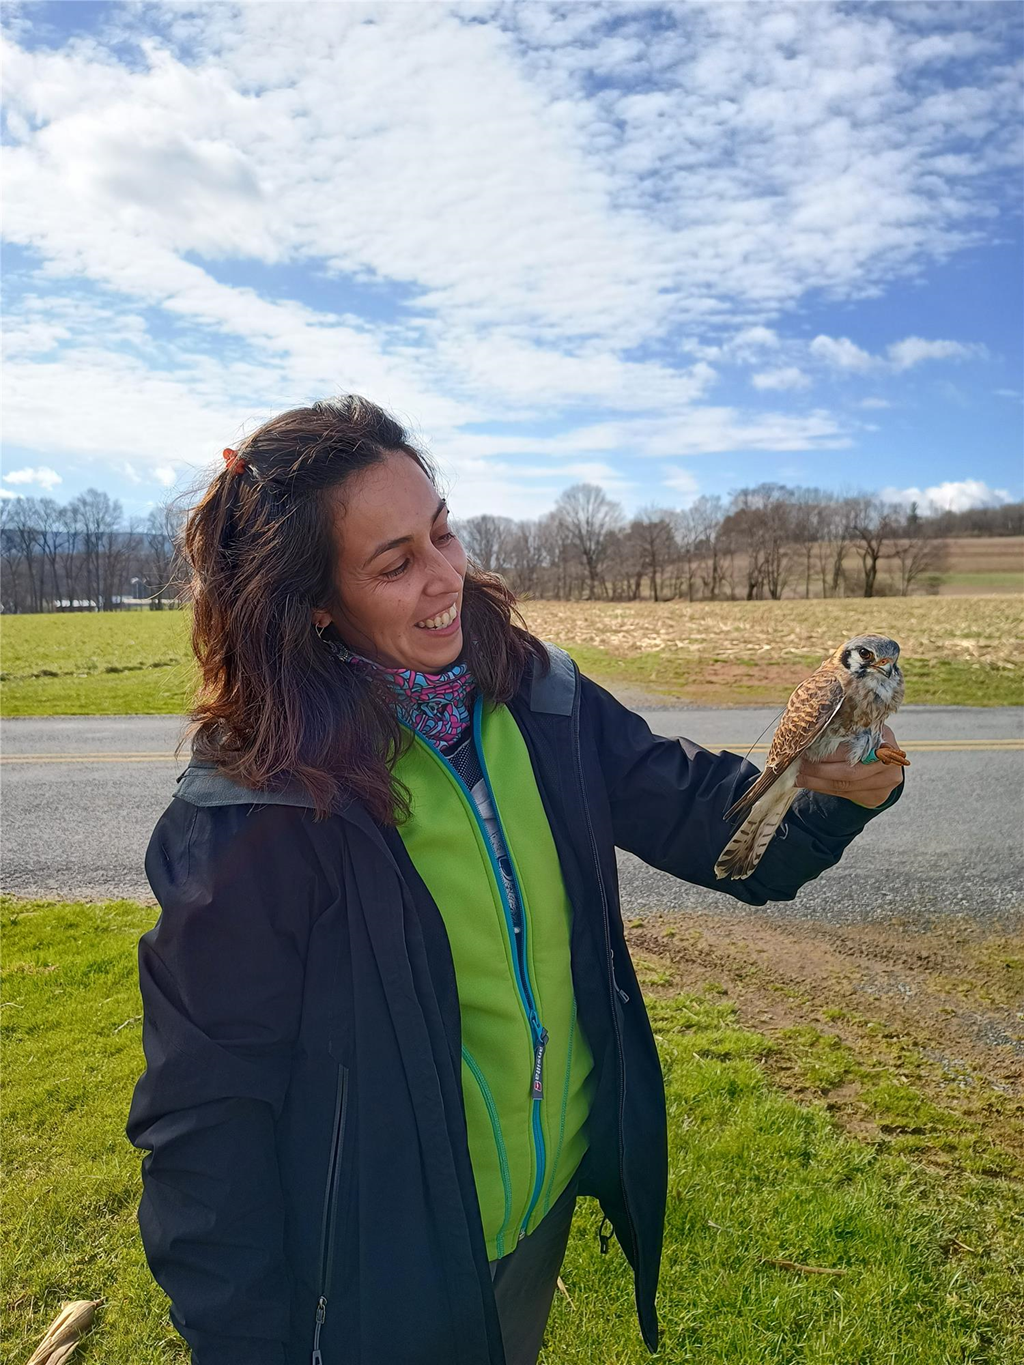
[407, 625, 463, 671]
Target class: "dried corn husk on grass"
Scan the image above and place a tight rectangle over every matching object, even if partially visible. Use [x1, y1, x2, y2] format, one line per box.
[25, 1299, 102, 1365]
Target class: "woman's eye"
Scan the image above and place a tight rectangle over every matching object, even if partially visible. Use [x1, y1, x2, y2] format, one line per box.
[381, 533, 456, 580]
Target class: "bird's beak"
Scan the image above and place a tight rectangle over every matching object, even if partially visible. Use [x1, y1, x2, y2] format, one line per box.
[873, 657, 894, 676]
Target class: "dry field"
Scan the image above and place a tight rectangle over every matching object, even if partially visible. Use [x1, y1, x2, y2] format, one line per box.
[518, 595, 1022, 666]
[1, 594, 1021, 714]
[516, 595, 1023, 707]
[933, 536, 1024, 595]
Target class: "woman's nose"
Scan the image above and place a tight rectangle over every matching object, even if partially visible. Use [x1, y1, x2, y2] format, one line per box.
[427, 545, 463, 593]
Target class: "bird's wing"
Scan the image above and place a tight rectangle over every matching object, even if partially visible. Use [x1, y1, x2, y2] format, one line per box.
[724, 665, 845, 821]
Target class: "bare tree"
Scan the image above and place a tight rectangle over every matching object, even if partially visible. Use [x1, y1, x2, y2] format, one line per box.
[689, 495, 727, 600]
[791, 488, 829, 599]
[456, 514, 516, 575]
[724, 484, 795, 600]
[849, 495, 896, 598]
[56, 498, 86, 609]
[888, 513, 949, 595]
[815, 495, 855, 598]
[552, 483, 624, 600]
[141, 502, 187, 607]
[630, 506, 678, 601]
[504, 519, 546, 597]
[6, 497, 45, 612]
[73, 489, 123, 609]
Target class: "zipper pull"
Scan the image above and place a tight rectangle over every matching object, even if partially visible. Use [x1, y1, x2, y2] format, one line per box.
[311, 1295, 327, 1365]
[531, 1028, 549, 1099]
[597, 1216, 612, 1255]
[610, 948, 629, 1004]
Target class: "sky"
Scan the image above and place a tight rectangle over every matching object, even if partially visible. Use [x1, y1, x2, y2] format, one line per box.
[2, 0, 1022, 524]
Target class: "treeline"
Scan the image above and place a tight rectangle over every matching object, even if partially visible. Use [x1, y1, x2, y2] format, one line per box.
[459, 485, 1022, 602]
[1, 482, 1021, 613]
[0, 492, 186, 614]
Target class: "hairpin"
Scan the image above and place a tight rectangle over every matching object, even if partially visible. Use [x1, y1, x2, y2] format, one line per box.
[222, 447, 247, 474]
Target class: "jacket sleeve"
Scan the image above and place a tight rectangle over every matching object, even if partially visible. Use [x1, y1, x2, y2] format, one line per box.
[582, 672, 904, 907]
[125, 796, 327, 1365]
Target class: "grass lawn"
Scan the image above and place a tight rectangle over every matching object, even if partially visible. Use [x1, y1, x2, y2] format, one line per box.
[3, 896, 1021, 1364]
[2, 597, 1022, 714]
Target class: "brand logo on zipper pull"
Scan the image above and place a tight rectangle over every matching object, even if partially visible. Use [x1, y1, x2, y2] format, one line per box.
[531, 1029, 549, 1099]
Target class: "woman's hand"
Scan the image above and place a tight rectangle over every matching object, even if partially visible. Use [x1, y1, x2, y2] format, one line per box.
[796, 724, 906, 809]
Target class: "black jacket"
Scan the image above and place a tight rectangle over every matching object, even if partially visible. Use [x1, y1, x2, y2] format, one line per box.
[126, 643, 902, 1364]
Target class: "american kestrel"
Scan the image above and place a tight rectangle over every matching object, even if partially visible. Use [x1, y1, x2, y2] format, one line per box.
[714, 635, 908, 881]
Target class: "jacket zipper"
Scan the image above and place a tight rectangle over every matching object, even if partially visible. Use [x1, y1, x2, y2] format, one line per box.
[399, 707, 549, 1240]
[569, 681, 640, 1270]
[311, 1064, 349, 1365]
[470, 699, 550, 1238]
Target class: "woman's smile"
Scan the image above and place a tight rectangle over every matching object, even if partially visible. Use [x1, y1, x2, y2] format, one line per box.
[413, 601, 461, 638]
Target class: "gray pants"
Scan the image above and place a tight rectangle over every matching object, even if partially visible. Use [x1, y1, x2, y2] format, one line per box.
[489, 1178, 578, 1365]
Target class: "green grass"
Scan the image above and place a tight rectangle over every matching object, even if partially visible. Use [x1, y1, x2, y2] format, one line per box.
[1, 611, 196, 716]
[4, 603, 1023, 714]
[565, 644, 1023, 708]
[940, 572, 1024, 592]
[3, 898, 1021, 1364]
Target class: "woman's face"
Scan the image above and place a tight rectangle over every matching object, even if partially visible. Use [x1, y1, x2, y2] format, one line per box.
[315, 450, 468, 672]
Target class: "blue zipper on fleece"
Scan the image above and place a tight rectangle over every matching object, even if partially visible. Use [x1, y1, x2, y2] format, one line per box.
[470, 697, 549, 1238]
[398, 700, 548, 1238]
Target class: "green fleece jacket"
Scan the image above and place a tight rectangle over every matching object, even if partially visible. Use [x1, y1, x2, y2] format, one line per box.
[393, 695, 595, 1259]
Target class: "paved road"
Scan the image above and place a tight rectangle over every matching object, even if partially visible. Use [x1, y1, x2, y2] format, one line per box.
[3, 708, 1022, 928]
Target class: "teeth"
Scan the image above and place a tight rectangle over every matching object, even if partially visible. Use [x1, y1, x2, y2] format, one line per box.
[415, 604, 457, 630]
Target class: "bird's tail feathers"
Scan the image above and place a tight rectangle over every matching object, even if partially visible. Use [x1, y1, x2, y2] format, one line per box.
[724, 764, 782, 822]
[715, 789, 797, 880]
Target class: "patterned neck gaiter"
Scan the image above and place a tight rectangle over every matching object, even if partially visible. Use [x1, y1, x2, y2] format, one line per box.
[327, 635, 477, 753]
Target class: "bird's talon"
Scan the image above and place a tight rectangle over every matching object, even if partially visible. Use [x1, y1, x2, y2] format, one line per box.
[875, 744, 909, 767]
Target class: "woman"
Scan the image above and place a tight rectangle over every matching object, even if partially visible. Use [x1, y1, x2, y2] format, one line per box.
[126, 395, 904, 1365]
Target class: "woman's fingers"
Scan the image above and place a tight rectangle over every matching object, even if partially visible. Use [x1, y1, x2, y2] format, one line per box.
[797, 725, 904, 807]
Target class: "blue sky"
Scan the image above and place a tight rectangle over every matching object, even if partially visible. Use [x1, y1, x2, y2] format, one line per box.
[2, 0, 1021, 521]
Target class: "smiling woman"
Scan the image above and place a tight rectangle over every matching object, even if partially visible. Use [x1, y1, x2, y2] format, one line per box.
[179, 394, 544, 824]
[126, 392, 904, 1365]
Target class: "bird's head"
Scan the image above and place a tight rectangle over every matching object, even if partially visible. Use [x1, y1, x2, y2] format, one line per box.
[837, 634, 901, 680]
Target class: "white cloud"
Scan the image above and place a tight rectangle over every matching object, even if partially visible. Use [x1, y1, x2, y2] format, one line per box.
[662, 466, 700, 504]
[886, 336, 987, 370]
[2, 465, 63, 490]
[859, 396, 893, 408]
[0, 1, 1018, 507]
[809, 334, 877, 371]
[0, 487, 24, 500]
[751, 366, 811, 391]
[809, 332, 988, 377]
[881, 479, 1014, 513]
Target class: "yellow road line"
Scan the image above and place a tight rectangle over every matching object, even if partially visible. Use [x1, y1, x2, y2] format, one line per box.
[726, 739, 1022, 753]
[2, 739, 1022, 764]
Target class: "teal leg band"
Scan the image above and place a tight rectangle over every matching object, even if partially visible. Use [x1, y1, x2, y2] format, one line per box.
[861, 748, 879, 764]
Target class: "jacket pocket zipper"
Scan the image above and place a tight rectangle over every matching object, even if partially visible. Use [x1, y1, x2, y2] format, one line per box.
[462, 1046, 514, 1255]
[311, 1063, 349, 1365]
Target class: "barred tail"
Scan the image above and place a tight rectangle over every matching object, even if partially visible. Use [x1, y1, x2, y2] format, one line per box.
[714, 789, 797, 880]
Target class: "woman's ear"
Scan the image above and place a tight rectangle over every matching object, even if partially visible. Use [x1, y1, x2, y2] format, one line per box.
[312, 610, 331, 631]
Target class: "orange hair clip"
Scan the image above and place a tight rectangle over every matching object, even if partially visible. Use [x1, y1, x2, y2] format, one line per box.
[222, 447, 247, 474]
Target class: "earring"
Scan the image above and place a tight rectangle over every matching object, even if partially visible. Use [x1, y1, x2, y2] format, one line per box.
[315, 622, 328, 640]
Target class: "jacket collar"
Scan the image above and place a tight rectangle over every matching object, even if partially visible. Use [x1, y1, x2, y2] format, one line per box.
[173, 640, 576, 842]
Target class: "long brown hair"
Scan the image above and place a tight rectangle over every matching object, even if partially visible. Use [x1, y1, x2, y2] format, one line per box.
[180, 394, 549, 823]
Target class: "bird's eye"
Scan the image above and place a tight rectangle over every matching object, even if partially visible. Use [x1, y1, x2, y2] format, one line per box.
[861, 650, 874, 663]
